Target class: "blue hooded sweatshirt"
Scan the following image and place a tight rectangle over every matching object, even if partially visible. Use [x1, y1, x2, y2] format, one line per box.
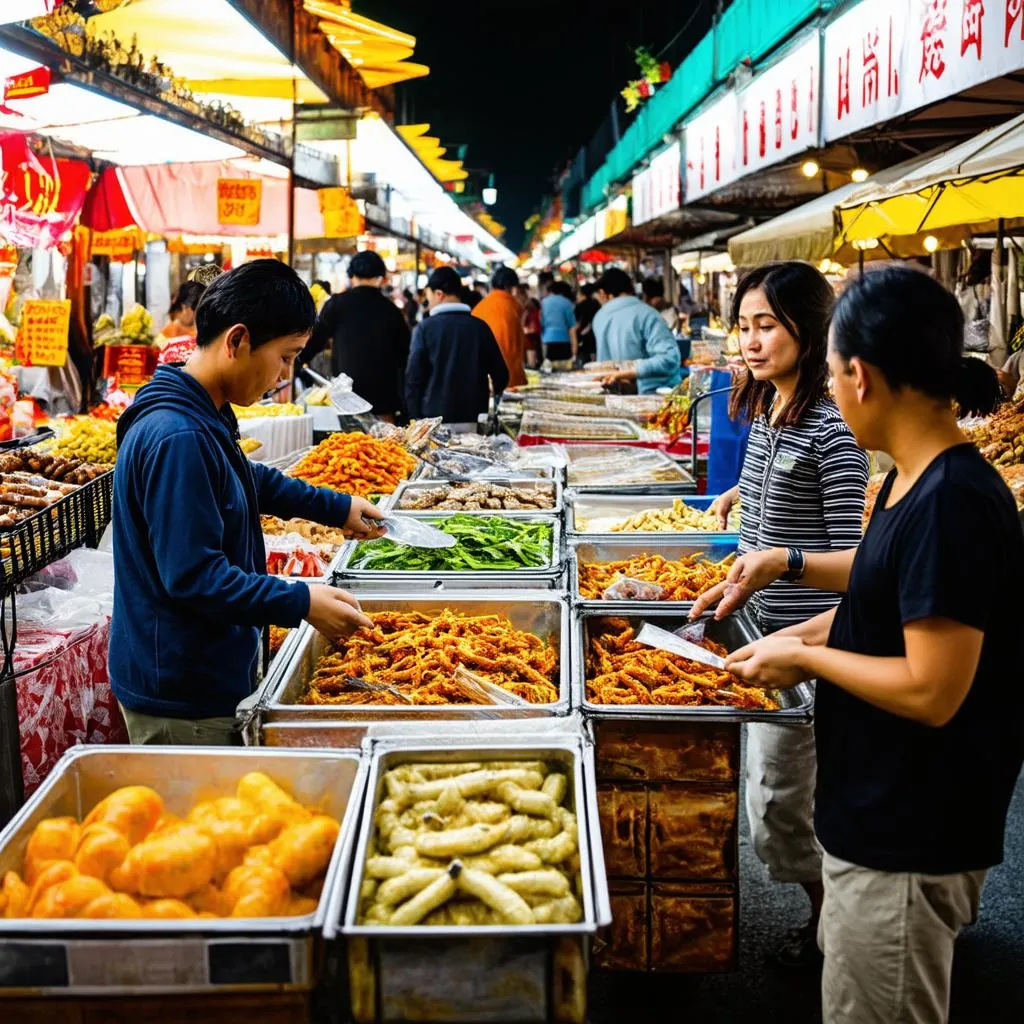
[110, 366, 352, 719]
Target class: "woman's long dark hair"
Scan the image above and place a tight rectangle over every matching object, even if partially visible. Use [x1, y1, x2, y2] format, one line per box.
[169, 280, 206, 317]
[729, 262, 834, 428]
[831, 265, 1001, 418]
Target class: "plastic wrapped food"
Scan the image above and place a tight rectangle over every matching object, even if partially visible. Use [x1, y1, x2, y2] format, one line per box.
[566, 446, 688, 486]
[601, 576, 665, 601]
[520, 411, 639, 441]
[579, 552, 733, 601]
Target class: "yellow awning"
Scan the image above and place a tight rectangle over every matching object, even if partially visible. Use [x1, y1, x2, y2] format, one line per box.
[838, 114, 1024, 254]
[397, 124, 468, 182]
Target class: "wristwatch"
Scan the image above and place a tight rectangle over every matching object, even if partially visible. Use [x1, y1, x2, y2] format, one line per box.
[781, 547, 805, 583]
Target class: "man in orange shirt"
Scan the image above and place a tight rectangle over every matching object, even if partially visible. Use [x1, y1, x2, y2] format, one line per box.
[472, 266, 527, 387]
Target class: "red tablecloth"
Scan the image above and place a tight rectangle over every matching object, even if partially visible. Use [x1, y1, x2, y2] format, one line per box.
[14, 617, 127, 796]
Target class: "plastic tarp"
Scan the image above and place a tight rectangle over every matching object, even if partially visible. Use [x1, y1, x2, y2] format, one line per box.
[714, 0, 826, 78]
[837, 114, 1024, 249]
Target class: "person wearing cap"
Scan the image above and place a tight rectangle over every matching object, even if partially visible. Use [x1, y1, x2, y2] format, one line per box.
[593, 267, 683, 393]
[298, 250, 410, 420]
[405, 266, 509, 429]
[472, 266, 528, 388]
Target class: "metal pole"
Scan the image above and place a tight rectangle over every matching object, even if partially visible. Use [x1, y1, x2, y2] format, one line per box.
[286, 9, 297, 266]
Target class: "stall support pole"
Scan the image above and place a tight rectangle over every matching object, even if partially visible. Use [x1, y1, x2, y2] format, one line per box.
[0, 591, 24, 828]
[286, 11, 297, 267]
[664, 247, 673, 303]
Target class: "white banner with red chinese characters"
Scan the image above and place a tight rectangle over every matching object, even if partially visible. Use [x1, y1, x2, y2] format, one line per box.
[1, 0, 63, 26]
[824, 0, 1024, 142]
[632, 141, 682, 225]
[685, 33, 819, 202]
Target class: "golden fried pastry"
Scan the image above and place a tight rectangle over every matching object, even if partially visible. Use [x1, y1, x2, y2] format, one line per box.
[188, 797, 272, 878]
[24, 818, 81, 883]
[187, 883, 228, 917]
[1, 871, 29, 918]
[84, 786, 164, 845]
[141, 899, 197, 920]
[285, 895, 319, 916]
[267, 816, 340, 888]
[26, 860, 77, 912]
[223, 863, 291, 918]
[80, 892, 143, 919]
[236, 773, 311, 830]
[32, 875, 110, 919]
[74, 823, 131, 882]
[111, 825, 215, 899]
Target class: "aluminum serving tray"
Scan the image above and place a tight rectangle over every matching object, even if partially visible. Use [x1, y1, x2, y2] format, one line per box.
[333, 512, 564, 590]
[260, 592, 572, 747]
[387, 476, 563, 518]
[416, 461, 558, 481]
[569, 536, 738, 613]
[566, 492, 740, 543]
[572, 607, 813, 724]
[0, 746, 368, 995]
[565, 445, 697, 493]
[330, 737, 610, 1023]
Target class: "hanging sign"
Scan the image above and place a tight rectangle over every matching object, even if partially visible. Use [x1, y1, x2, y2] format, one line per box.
[102, 344, 158, 389]
[684, 92, 739, 202]
[15, 298, 71, 367]
[823, 0, 1024, 142]
[4, 66, 50, 102]
[216, 178, 262, 226]
[91, 227, 142, 261]
[318, 187, 364, 238]
[632, 141, 682, 226]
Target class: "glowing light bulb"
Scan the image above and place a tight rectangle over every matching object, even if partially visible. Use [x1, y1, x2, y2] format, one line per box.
[923, 235, 939, 253]
[801, 160, 819, 178]
[851, 168, 869, 183]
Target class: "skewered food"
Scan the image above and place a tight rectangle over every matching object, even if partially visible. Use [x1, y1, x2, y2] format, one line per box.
[357, 759, 582, 926]
[397, 483, 555, 512]
[350, 515, 552, 572]
[577, 497, 739, 533]
[578, 552, 733, 601]
[586, 618, 778, 710]
[0, 774, 338, 919]
[298, 609, 559, 706]
[291, 432, 417, 497]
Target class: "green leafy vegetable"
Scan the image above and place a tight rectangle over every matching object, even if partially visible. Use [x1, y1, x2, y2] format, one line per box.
[349, 515, 553, 572]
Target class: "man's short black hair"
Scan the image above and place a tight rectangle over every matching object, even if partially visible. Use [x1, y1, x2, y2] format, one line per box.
[349, 250, 388, 279]
[427, 266, 463, 296]
[313, 279, 332, 294]
[641, 278, 664, 301]
[596, 268, 635, 298]
[492, 266, 519, 291]
[195, 259, 316, 349]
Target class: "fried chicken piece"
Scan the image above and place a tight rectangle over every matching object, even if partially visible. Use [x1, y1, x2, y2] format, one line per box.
[83, 785, 164, 845]
[1, 871, 30, 918]
[222, 862, 291, 917]
[32, 874, 111, 918]
[236, 773, 311, 830]
[266, 815, 340, 888]
[80, 892, 143, 919]
[74, 823, 131, 882]
[24, 817, 81, 883]
[141, 898, 198, 919]
[110, 824, 216, 899]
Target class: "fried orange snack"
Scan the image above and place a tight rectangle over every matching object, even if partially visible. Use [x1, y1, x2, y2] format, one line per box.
[290, 432, 417, 497]
[578, 552, 733, 601]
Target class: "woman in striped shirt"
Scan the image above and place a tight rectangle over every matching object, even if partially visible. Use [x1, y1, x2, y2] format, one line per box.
[701, 262, 868, 965]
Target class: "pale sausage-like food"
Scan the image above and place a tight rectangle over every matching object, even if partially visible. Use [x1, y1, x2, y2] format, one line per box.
[358, 759, 582, 927]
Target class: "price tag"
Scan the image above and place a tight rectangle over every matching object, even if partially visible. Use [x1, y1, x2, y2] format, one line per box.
[217, 178, 262, 226]
[15, 298, 70, 367]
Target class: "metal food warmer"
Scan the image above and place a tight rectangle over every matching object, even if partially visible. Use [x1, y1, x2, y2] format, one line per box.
[387, 476, 564, 518]
[565, 492, 739, 544]
[258, 592, 573, 749]
[573, 609, 812, 975]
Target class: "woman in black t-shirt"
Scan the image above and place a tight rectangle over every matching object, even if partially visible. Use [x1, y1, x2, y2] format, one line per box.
[702, 266, 1024, 1024]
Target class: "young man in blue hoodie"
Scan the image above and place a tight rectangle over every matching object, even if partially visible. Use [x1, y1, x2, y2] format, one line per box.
[111, 260, 384, 746]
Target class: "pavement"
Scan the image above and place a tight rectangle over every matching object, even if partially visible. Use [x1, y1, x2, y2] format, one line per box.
[591, 770, 1024, 1024]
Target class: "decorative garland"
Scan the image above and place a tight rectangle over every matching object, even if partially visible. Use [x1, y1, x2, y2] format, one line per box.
[621, 47, 671, 113]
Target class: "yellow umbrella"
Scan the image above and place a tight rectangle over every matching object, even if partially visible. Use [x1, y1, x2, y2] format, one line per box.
[837, 114, 1024, 254]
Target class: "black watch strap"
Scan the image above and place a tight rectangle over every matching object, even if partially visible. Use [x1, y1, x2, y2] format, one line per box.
[781, 547, 805, 583]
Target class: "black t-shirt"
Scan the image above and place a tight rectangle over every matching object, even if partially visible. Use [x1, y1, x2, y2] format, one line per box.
[818, 444, 1024, 874]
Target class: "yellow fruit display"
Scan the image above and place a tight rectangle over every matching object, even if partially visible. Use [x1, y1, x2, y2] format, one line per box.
[52, 416, 118, 465]
[231, 403, 304, 419]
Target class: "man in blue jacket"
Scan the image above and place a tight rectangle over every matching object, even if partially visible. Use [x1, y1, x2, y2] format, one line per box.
[405, 266, 509, 427]
[593, 267, 683, 393]
[111, 260, 384, 746]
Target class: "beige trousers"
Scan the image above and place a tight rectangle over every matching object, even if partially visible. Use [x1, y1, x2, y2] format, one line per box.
[118, 704, 238, 746]
[820, 852, 987, 1024]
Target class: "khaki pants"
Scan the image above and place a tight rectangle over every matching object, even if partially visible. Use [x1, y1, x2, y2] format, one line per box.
[820, 852, 987, 1024]
[746, 719, 823, 884]
[118, 704, 239, 746]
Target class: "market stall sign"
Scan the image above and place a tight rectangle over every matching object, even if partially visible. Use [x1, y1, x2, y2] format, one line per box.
[595, 196, 629, 243]
[102, 344, 158, 389]
[216, 178, 262, 227]
[91, 227, 142, 262]
[3, 66, 50, 102]
[823, 0, 1024, 143]
[15, 298, 71, 368]
[684, 92, 739, 202]
[632, 141, 681, 226]
[318, 187, 364, 238]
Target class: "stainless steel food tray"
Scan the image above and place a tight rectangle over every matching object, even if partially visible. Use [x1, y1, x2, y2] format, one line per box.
[520, 411, 640, 441]
[0, 746, 368, 995]
[569, 536, 738, 612]
[566, 492, 740, 542]
[564, 446, 696, 493]
[261, 593, 572, 743]
[416, 461, 558, 481]
[333, 512, 564, 589]
[573, 607, 813, 724]
[388, 476, 563, 518]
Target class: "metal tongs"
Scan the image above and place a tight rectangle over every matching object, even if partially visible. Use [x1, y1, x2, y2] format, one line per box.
[344, 676, 413, 704]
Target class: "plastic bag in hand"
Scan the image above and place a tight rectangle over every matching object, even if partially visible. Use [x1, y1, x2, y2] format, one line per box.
[602, 575, 665, 601]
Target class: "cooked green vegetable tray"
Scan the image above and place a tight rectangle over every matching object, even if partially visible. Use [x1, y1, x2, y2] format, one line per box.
[347, 514, 554, 572]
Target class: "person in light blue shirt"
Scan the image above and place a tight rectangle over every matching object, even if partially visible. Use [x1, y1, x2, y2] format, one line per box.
[593, 268, 683, 393]
[540, 281, 577, 362]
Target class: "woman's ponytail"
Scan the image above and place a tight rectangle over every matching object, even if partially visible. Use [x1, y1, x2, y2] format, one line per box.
[954, 356, 1002, 418]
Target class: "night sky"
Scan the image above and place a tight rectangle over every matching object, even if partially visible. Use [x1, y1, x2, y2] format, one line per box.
[358, 0, 714, 252]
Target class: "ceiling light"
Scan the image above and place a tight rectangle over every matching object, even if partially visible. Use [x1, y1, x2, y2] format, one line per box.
[923, 234, 939, 253]
[482, 186, 497, 206]
[852, 238, 879, 251]
[801, 160, 819, 178]
[850, 167, 869, 183]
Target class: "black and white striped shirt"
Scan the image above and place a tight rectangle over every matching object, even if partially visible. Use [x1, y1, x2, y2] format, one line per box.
[737, 397, 868, 629]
